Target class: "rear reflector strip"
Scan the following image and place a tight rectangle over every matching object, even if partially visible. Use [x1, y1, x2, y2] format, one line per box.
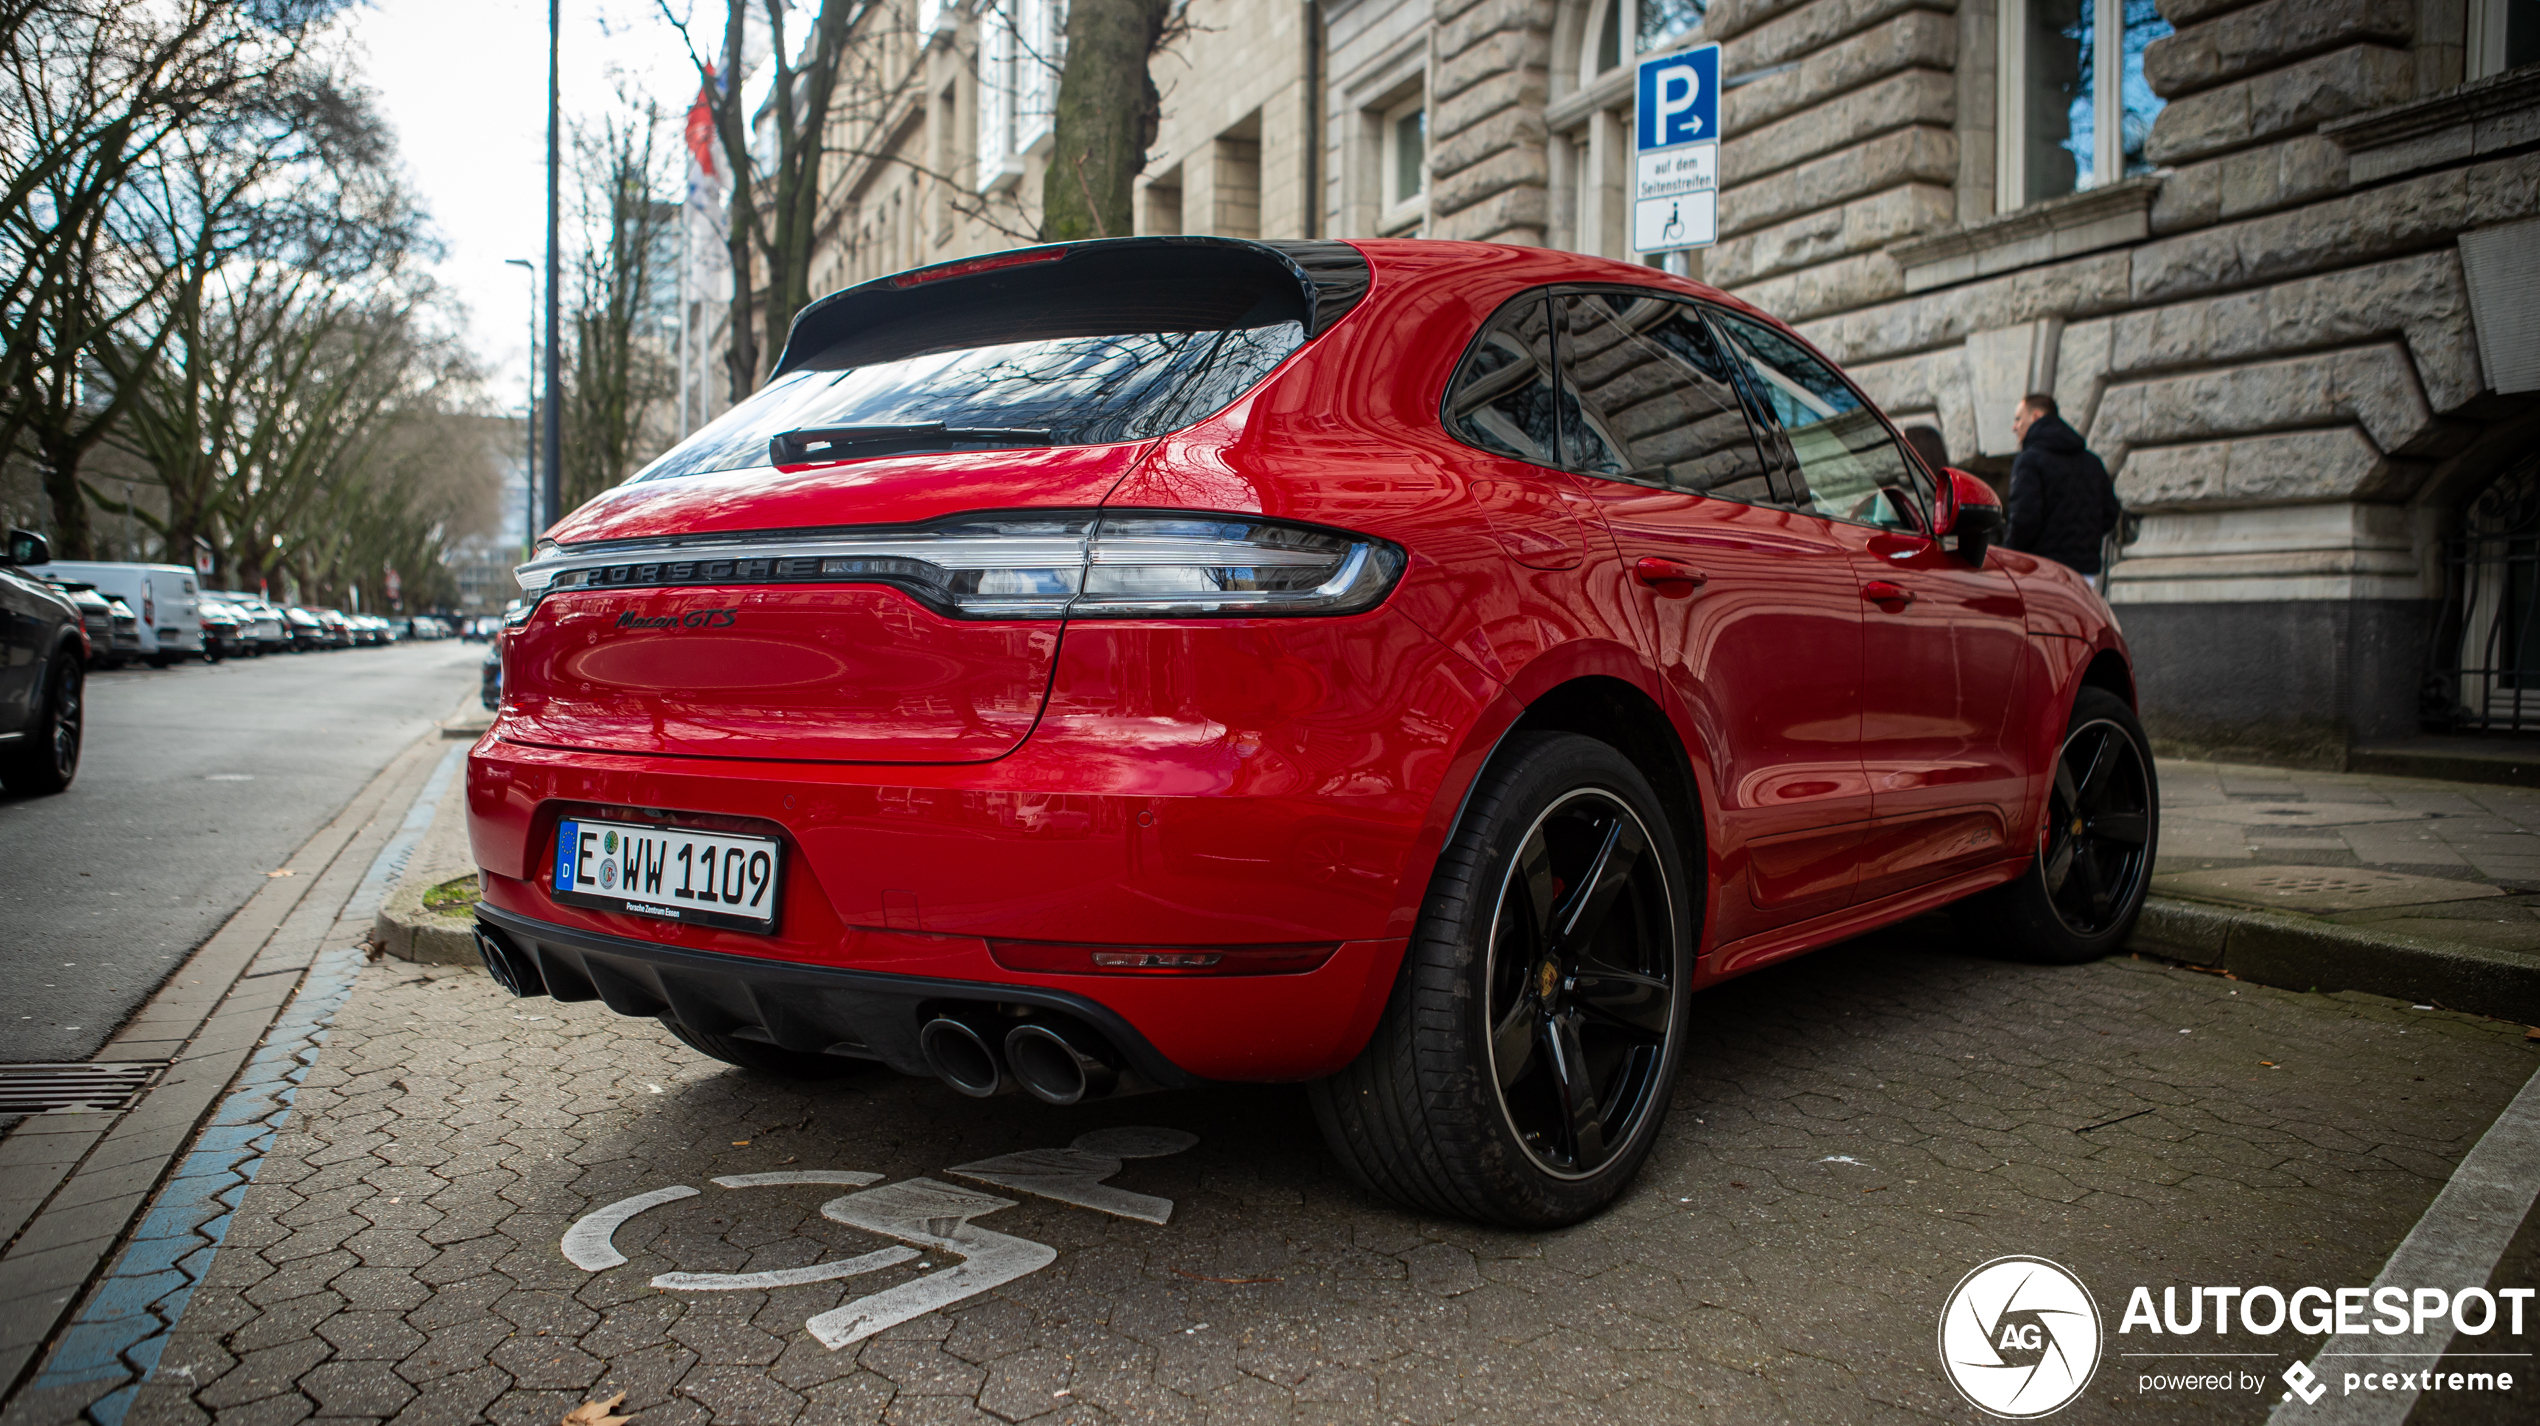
[988, 941, 1339, 976]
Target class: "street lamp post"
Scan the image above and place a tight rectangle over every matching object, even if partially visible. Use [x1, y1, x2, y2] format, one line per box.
[542, 0, 563, 538]
[504, 257, 538, 553]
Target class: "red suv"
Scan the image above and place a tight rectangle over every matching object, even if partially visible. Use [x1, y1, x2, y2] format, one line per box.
[469, 238, 2153, 1225]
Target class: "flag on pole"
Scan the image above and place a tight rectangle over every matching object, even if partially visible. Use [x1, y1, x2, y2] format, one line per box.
[685, 68, 720, 182]
[685, 68, 732, 303]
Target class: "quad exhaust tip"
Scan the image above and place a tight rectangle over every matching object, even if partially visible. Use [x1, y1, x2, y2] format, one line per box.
[918, 1017, 1007, 1097]
[1005, 1020, 1120, 1106]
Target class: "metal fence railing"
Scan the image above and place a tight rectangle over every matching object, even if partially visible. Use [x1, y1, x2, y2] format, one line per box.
[2428, 452, 2540, 732]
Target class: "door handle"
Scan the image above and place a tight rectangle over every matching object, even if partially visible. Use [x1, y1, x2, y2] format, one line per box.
[1862, 580, 1915, 610]
[1633, 556, 1709, 596]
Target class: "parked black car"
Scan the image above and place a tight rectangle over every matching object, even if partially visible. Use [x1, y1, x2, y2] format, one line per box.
[1, 529, 88, 795]
[281, 605, 325, 651]
[198, 598, 243, 661]
[47, 581, 116, 668]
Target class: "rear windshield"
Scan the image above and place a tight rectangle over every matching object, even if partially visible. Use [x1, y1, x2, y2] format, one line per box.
[631, 267, 1310, 484]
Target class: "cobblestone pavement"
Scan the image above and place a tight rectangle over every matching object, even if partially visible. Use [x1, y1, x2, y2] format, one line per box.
[21, 924, 2524, 1426]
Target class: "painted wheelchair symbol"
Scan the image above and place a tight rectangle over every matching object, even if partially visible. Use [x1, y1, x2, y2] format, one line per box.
[560, 1127, 1196, 1348]
[1660, 200, 1686, 244]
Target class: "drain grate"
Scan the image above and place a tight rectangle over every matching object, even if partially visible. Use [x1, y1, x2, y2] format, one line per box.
[2248, 873, 2387, 896]
[0, 1062, 162, 1114]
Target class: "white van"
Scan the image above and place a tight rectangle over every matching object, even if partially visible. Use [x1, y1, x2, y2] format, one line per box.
[43, 562, 203, 665]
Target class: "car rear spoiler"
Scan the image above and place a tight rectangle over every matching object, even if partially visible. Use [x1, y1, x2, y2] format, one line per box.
[769, 237, 1374, 378]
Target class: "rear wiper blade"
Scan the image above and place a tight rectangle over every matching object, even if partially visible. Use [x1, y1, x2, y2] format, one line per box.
[770, 422, 1055, 465]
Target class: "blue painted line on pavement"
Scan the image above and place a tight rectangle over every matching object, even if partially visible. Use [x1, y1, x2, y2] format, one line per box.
[28, 742, 468, 1426]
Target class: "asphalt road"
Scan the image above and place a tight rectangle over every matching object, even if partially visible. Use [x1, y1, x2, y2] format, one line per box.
[0, 638, 483, 1062]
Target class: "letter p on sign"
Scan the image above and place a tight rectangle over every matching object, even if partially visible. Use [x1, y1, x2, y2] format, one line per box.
[1635, 46, 1719, 151]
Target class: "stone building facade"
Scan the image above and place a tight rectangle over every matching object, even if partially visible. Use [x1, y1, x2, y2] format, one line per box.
[788, 0, 2540, 766]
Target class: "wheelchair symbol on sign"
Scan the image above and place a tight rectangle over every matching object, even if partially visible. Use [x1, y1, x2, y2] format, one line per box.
[560, 1127, 1197, 1347]
[1660, 201, 1686, 245]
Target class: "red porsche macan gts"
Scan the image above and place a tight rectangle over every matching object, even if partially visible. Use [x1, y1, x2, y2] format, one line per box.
[468, 236, 2155, 1226]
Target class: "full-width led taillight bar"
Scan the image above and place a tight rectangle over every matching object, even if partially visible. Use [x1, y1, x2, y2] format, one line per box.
[512, 511, 1404, 621]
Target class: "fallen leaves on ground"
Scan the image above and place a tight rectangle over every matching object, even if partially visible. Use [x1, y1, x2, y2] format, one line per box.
[561, 1393, 631, 1426]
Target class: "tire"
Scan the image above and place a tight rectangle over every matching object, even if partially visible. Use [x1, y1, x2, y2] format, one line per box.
[1, 654, 82, 796]
[1308, 732, 1694, 1227]
[661, 1017, 873, 1080]
[1960, 686, 2159, 964]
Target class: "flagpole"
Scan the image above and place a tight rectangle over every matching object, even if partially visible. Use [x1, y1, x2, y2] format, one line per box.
[676, 212, 690, 440]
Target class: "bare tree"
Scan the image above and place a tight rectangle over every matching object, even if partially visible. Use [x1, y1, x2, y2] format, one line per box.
[1039, 0, 1171, 242]
[561, 98, 679, 510]
[1, 0, 361, 555]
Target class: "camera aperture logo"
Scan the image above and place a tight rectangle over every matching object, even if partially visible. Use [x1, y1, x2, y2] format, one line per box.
[1940, 1256, 2103, 1418]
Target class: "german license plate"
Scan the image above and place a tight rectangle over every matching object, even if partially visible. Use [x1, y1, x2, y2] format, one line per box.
[552, 817, 782, 933]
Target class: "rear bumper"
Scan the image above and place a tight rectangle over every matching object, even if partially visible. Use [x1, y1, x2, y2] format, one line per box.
[464, 605, 1497, 1080]
[475, 901, 1406, 1083]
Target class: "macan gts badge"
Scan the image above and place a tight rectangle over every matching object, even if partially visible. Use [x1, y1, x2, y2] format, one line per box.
[468, 235, 2156, 1227]
[613, 607, 738, 630]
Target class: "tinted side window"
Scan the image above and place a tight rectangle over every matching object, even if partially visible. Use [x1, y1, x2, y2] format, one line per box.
[1443, 294, 1562, 467]
[1557, 292, 1775, 504]
[1711, 312, 1929, 533]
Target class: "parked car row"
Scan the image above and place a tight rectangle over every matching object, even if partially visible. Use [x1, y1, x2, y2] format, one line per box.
[2, 533, 469, 673]
[191, 596, 410, 659]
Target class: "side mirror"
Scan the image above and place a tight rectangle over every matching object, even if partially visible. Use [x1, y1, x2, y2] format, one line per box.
[1936, 469, 2004, 567]
[5, 528, 49, 566]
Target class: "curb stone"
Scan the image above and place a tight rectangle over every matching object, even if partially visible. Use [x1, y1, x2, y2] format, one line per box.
[371, 736, 483, 969]
[2130, 894, 2540, 1024]
[371, 880, 478, 965]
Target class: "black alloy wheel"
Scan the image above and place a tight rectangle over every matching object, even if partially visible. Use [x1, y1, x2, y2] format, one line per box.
[1311, 732, 1693, 1226]
[1, 654, 82, 795]
[1962, 686, 2157, 963]
[1484, 789, 1678, 1178]
[2041, 714, 2152, 936]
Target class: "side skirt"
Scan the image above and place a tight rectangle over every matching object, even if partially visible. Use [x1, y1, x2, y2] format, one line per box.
[1698, 855, 2032, 984]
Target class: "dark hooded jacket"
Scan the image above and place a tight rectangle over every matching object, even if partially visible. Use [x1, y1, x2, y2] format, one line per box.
[2005, 414, 2122, 575]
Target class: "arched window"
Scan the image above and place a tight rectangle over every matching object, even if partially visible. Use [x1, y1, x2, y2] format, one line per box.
[1575, 0, 1706, 89]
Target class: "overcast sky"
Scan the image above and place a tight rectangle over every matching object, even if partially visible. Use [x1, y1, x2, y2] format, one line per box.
[351, 0, 707, 408]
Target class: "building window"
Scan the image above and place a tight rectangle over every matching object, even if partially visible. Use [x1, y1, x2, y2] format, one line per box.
[1581, 0, 1706, 86]
[2470, 0, 2540, 80]
[1999, 0, 2171, 212]
[1381, 94, 1427, 231]
[977, 3, 1016, 189]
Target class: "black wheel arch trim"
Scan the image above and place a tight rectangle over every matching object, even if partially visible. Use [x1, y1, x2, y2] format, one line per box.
[473, 902, 1201, 1089]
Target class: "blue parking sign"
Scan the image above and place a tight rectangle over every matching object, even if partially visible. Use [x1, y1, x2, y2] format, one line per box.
[1635, 45, 1718, 151]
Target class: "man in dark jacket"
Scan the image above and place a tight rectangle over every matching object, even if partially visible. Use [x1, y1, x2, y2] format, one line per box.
[2005, 394, 2123, 577]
